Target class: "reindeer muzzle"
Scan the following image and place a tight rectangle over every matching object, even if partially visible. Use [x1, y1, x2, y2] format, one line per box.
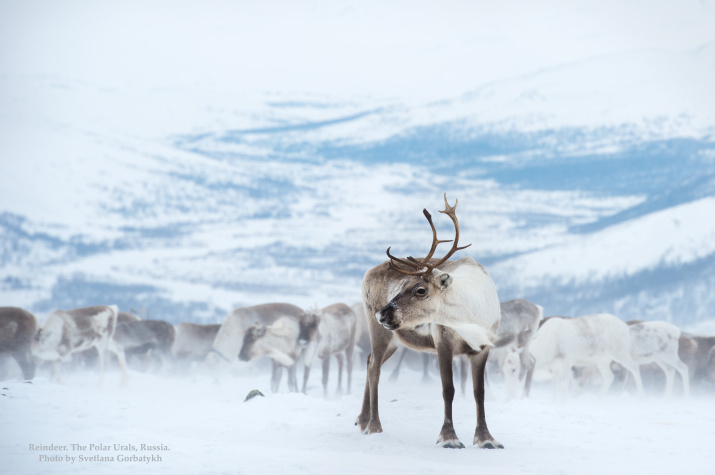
[376, 304, 400, 331]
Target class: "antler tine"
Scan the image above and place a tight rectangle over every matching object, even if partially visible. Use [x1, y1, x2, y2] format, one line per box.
[416, 209, 453, 264]
[438, 192, 458, 217]
[386, 208, 448, 275]
[422, 193, 472, 271]
[386, 247, 421, 269]
[388, 260, 430, 276]
[386, 194, 471, 277]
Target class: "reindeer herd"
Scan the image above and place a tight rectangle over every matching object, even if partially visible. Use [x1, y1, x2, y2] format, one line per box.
[2, 195, 715, 449]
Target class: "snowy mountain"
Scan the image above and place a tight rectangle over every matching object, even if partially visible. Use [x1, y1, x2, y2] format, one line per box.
[1, 0, 715, 326]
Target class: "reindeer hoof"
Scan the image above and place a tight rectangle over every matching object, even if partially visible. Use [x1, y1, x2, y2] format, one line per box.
[474, 437, 504, 449]
[363, 419, 383, 434]
[437, 438, 465, 449]
[355, 416, 368, 431]
[437, 428, 464, 449]
[474, 427, 504, 449]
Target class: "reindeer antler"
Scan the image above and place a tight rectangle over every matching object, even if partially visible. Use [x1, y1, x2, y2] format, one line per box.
[387, 193, 472, 276]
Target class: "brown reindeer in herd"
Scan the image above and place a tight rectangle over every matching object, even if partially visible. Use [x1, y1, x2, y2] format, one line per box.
[0, 307, 37, 380]
[356, 194, 503, 449]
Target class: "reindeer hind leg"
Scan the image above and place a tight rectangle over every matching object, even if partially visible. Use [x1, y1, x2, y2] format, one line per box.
[471, 348, 504, 449]
[673, 358, 690, 397]
[335, 353, 344, 397]
[13, 350, 35, 380]
[345, 346, 354, 395]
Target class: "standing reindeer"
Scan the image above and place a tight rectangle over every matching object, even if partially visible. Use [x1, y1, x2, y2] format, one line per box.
[298, 303, 357, 397]
[488, 299, 543, 398]
[0, 307, 37, 380]
[239, 317, 303, 393]
[356, 194, 503, 449]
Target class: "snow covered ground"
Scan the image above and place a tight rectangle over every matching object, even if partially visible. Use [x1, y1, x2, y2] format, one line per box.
[2, 365, 714, 475]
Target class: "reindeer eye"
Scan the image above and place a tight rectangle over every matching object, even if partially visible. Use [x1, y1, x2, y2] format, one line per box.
[415, 287, 427, 296]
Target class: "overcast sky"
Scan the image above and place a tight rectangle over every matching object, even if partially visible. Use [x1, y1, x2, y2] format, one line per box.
[2, 0, 714, 101]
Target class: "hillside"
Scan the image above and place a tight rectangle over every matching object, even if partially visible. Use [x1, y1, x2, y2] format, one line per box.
[1, 0, 714, 325]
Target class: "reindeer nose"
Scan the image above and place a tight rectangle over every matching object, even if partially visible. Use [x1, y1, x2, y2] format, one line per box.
[376, 305, 400, 330]
[376, 311, 386, 324]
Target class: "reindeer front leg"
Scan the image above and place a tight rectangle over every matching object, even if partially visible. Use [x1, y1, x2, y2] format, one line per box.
[301, 343, 317, 394]
[356, 331, 397, 434]
[301, 362, 311, 393]
[51, 360, 63, 384]
[287, 363, 298, 393]
[345, 345, 353, 395]
[521, 349, 536, 397]
[436, 332, 463, 448]
[335, 353, 344, 396]
[14, 349, 35, 380]
[108, 340, 130, 386]
[94, 345, 106, 389]
[358, 351, 390, 434]
[356, 356, 372, 431]
[270, 361, 282, 393]
[321, 355, 330, 398]
[471, 348, 504, 448]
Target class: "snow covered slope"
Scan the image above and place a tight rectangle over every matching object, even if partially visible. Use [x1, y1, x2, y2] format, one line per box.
[491, 196, 715, 323]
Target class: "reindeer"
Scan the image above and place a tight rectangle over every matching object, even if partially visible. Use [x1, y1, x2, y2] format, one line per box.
[0, 307, 38, 380]
[356, 194, 503, 449]
[207, 303, 304, 370]
[298, 303, 357, 397]
[112, 319, 176, 374]
[117, 311, 140, 324]
[501, 348, 522, 400]
[238, 317, 302, 393]
[32, 305, 128, 386]
[681, 334, 715, 387]
[172, 322, 221, 363]
[626, 320, 690, 396]
[530, 314, 644, 397]
[487, 299, 543, 398]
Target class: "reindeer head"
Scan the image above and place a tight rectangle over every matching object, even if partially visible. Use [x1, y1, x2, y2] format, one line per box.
[297, 312, 320, 347]
[503, 348, 521, 377]
[32, 328, 46, 354]
[238, 323, 267, 361]
[376, 194, 470, 331]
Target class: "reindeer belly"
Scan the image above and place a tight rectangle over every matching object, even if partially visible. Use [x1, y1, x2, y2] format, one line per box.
[395, 324, 484, 356]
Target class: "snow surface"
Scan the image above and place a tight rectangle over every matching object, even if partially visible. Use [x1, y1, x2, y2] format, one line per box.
[2, 366, 713, 475]
[491, 196, 715, 290]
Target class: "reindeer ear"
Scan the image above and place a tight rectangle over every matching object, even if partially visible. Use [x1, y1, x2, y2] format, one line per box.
[439, 273, 453, 289]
